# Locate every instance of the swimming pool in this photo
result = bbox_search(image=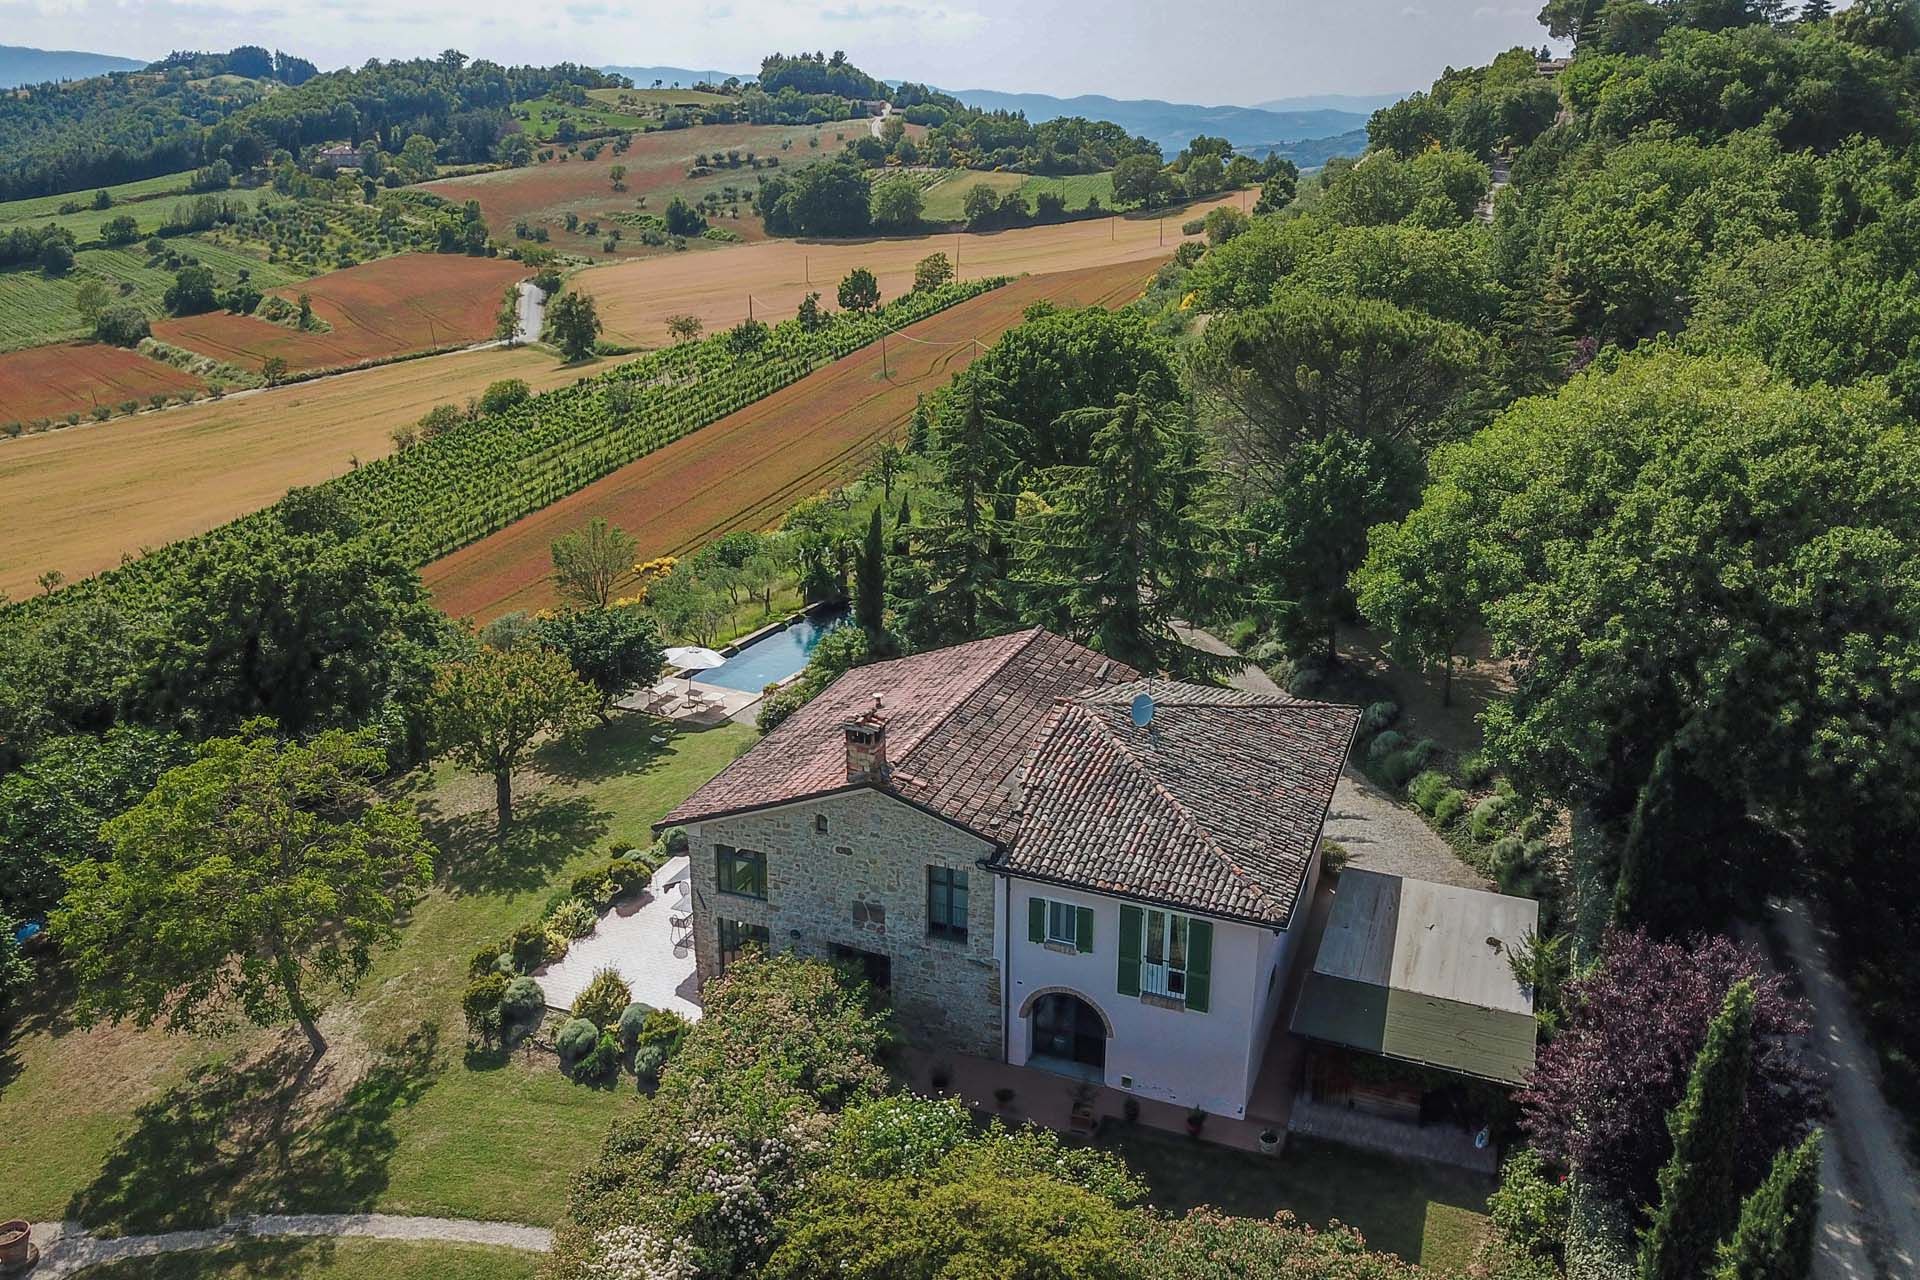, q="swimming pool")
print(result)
[698,608,850,692]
